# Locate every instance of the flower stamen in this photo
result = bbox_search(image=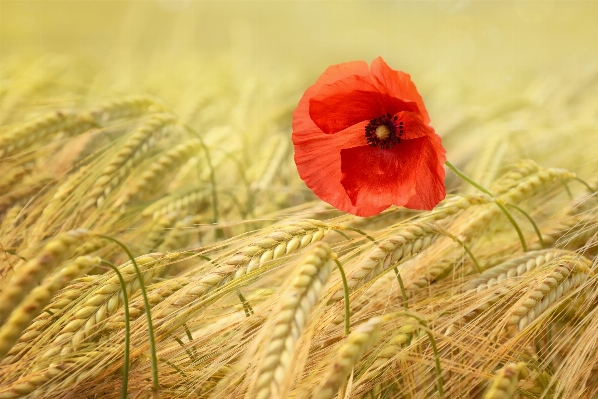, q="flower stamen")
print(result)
[375,125,390,140]
[365,114,399,149]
